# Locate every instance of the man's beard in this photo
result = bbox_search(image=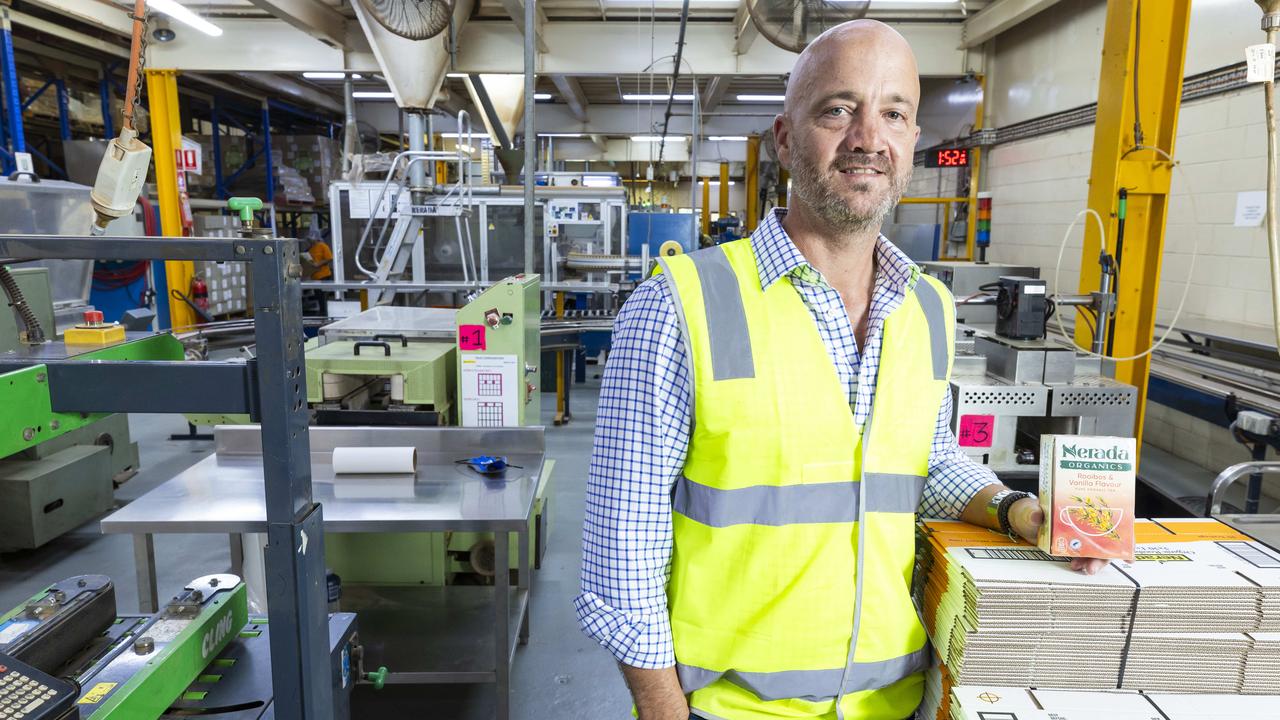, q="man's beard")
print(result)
[789,150,911,239]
